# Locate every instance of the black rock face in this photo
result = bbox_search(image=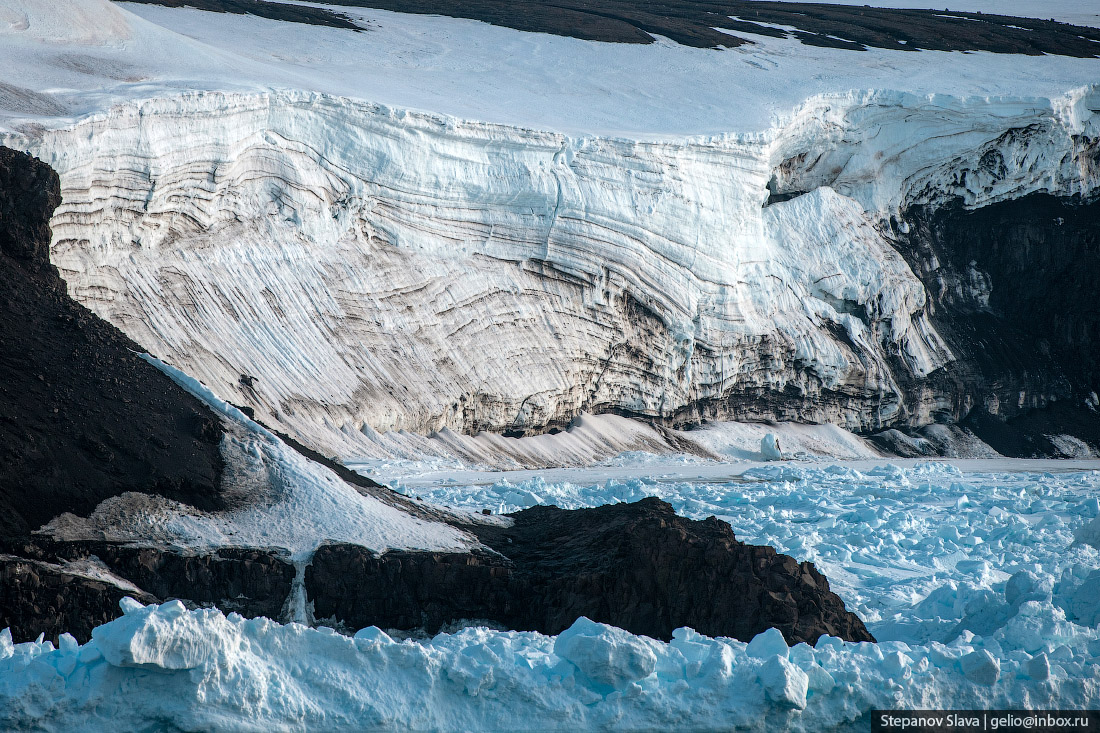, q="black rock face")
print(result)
[0,555,158,645]
[0,149,226,538]
[120,0,363,30]
[481,498,872,644]
[8,499,874,647]
[0,147,238,641]
[0,538,297,643]
[895,192,1100,456]
[308,498,874,645]
[0,148,58,265]
[54,544,295,622]
[306,547,515,632]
